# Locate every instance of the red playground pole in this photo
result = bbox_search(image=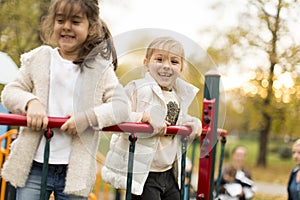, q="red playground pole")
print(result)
[197,99,216,200]
[197,71,221,200]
